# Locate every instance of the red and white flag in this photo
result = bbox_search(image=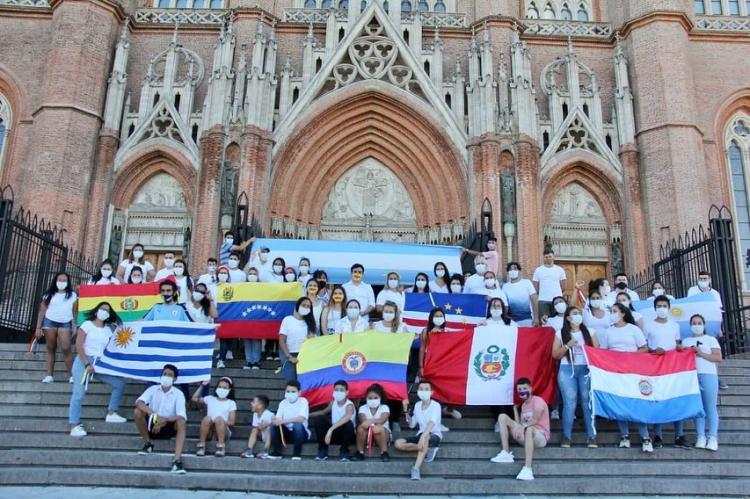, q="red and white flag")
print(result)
[422,325,557,405]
